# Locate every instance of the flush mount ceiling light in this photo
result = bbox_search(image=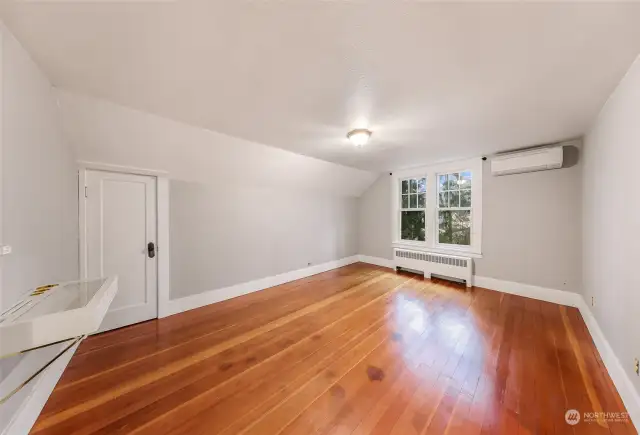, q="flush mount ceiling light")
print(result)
[347,128,372,147]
